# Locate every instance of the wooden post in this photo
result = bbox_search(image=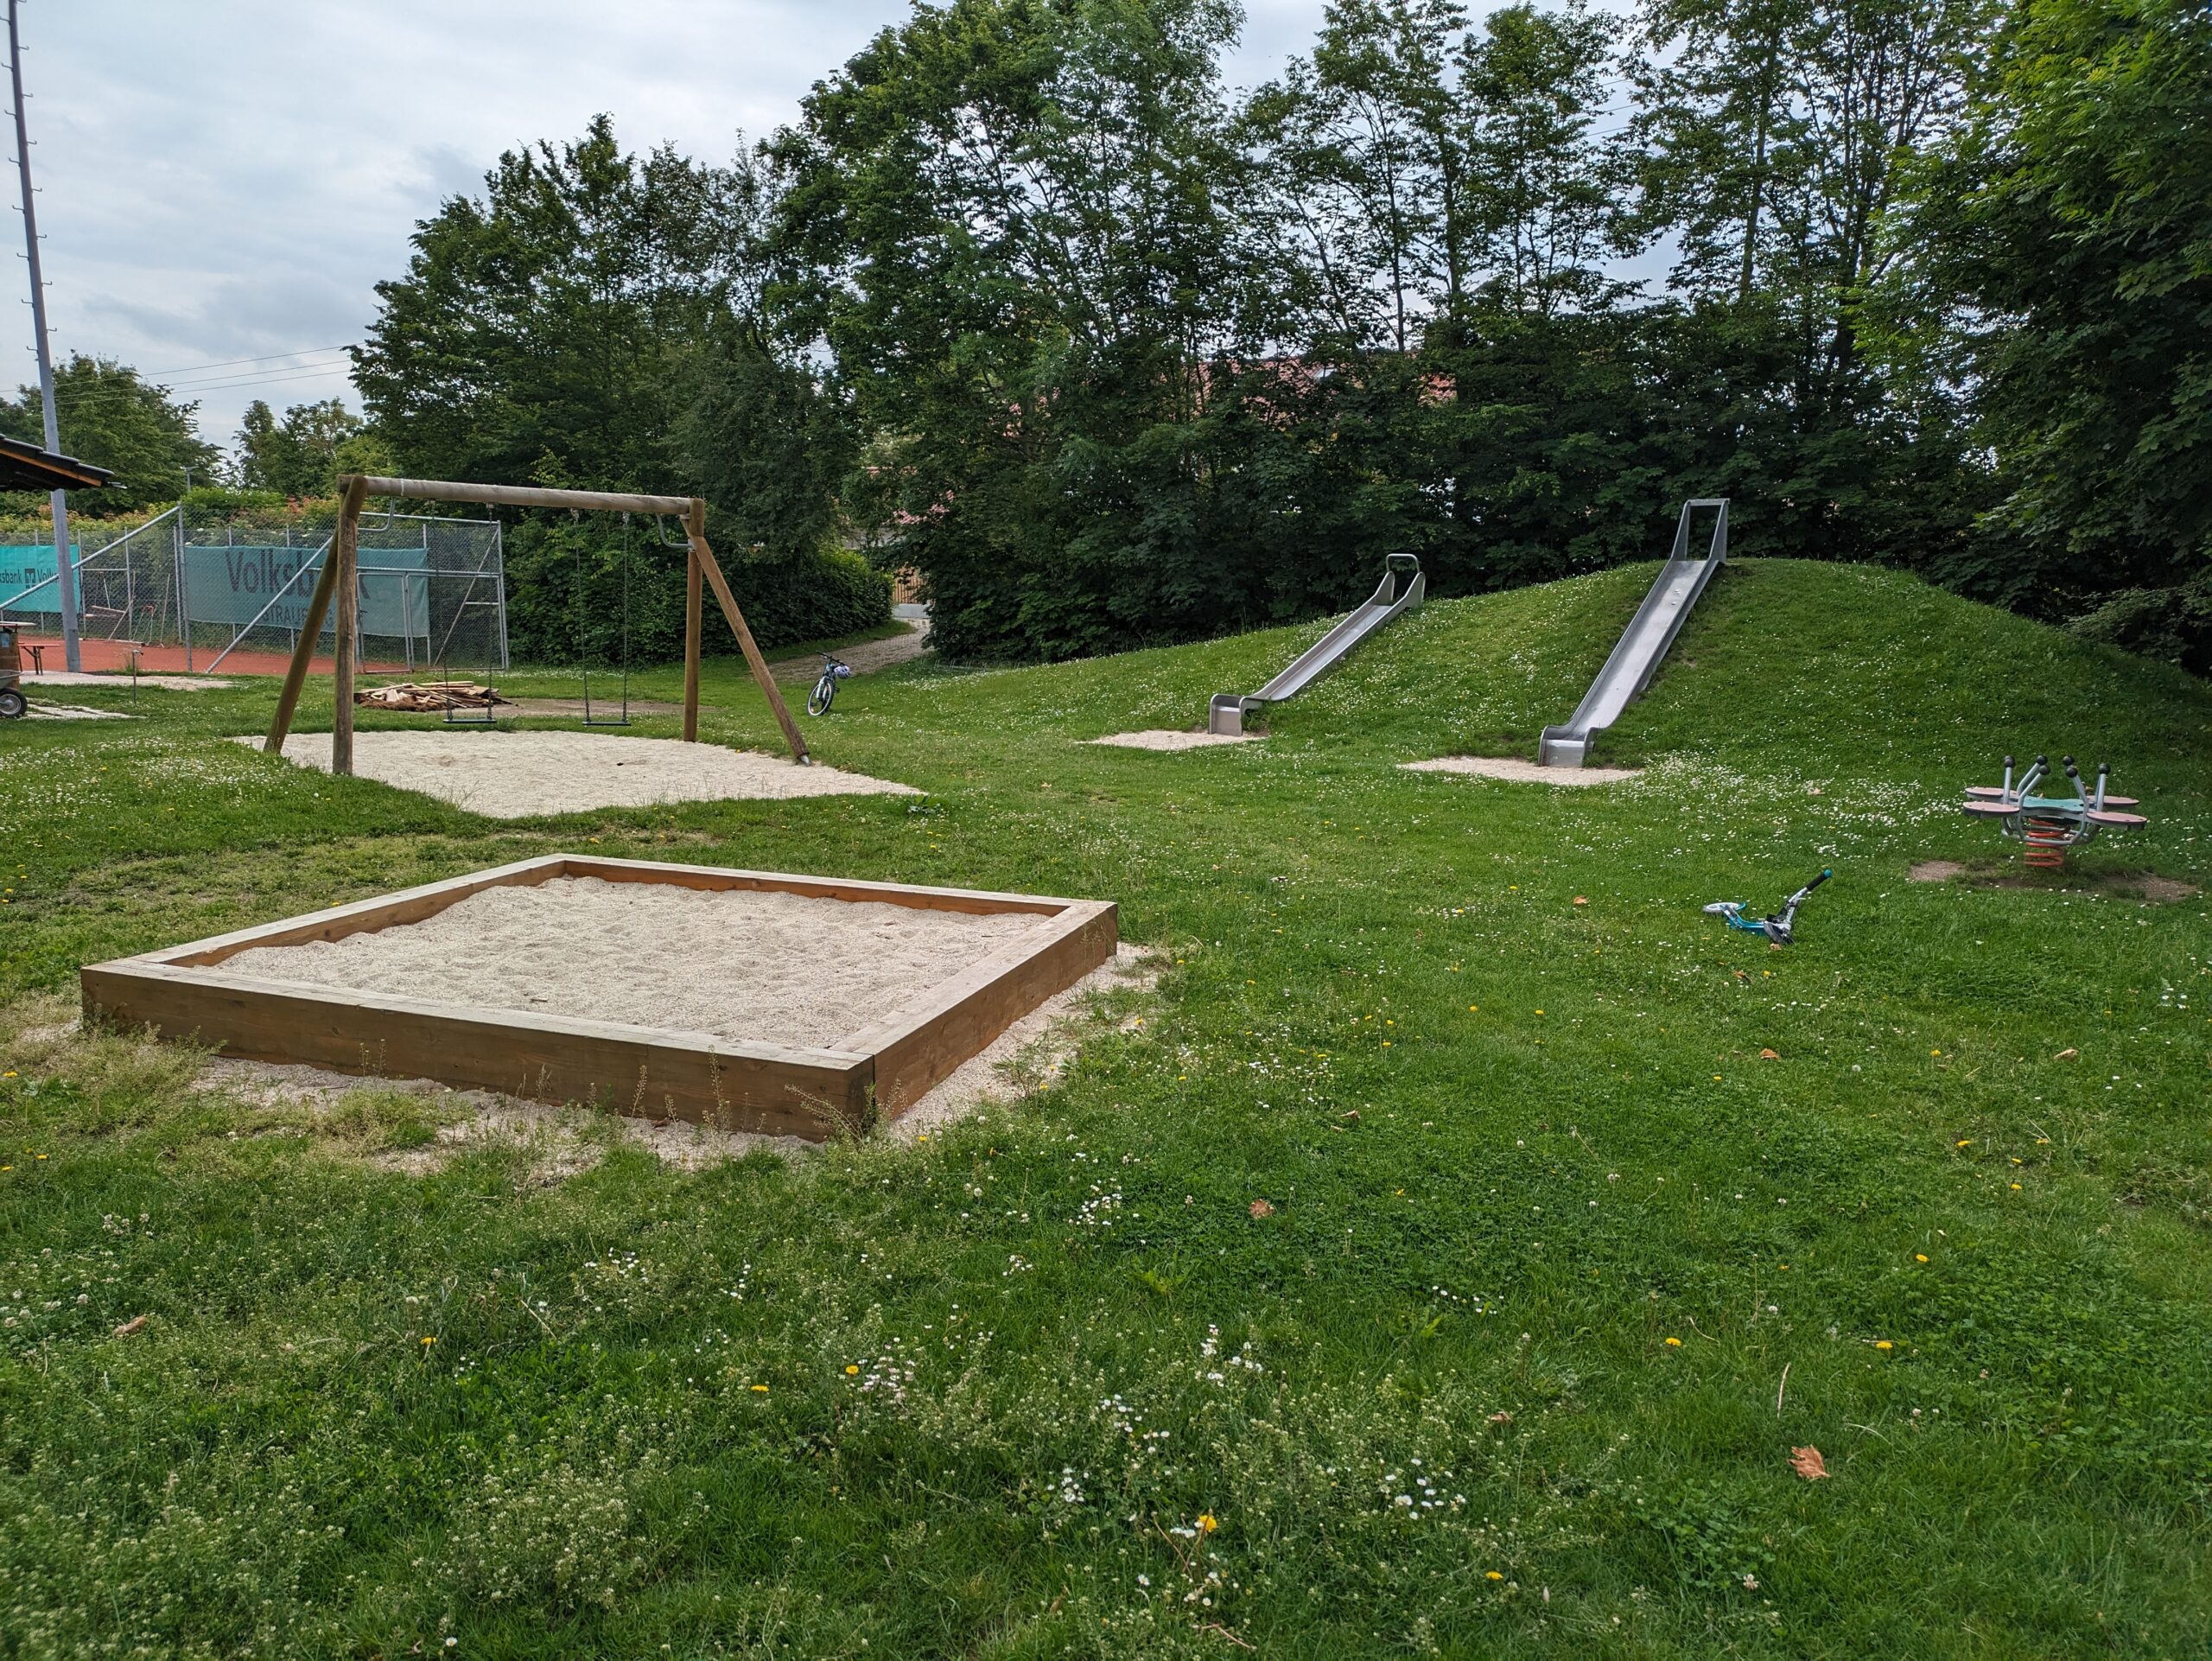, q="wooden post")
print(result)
[686,498,810,765]
[683,539,702,743]
[329,476,365,775]
[264,497,352,754]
